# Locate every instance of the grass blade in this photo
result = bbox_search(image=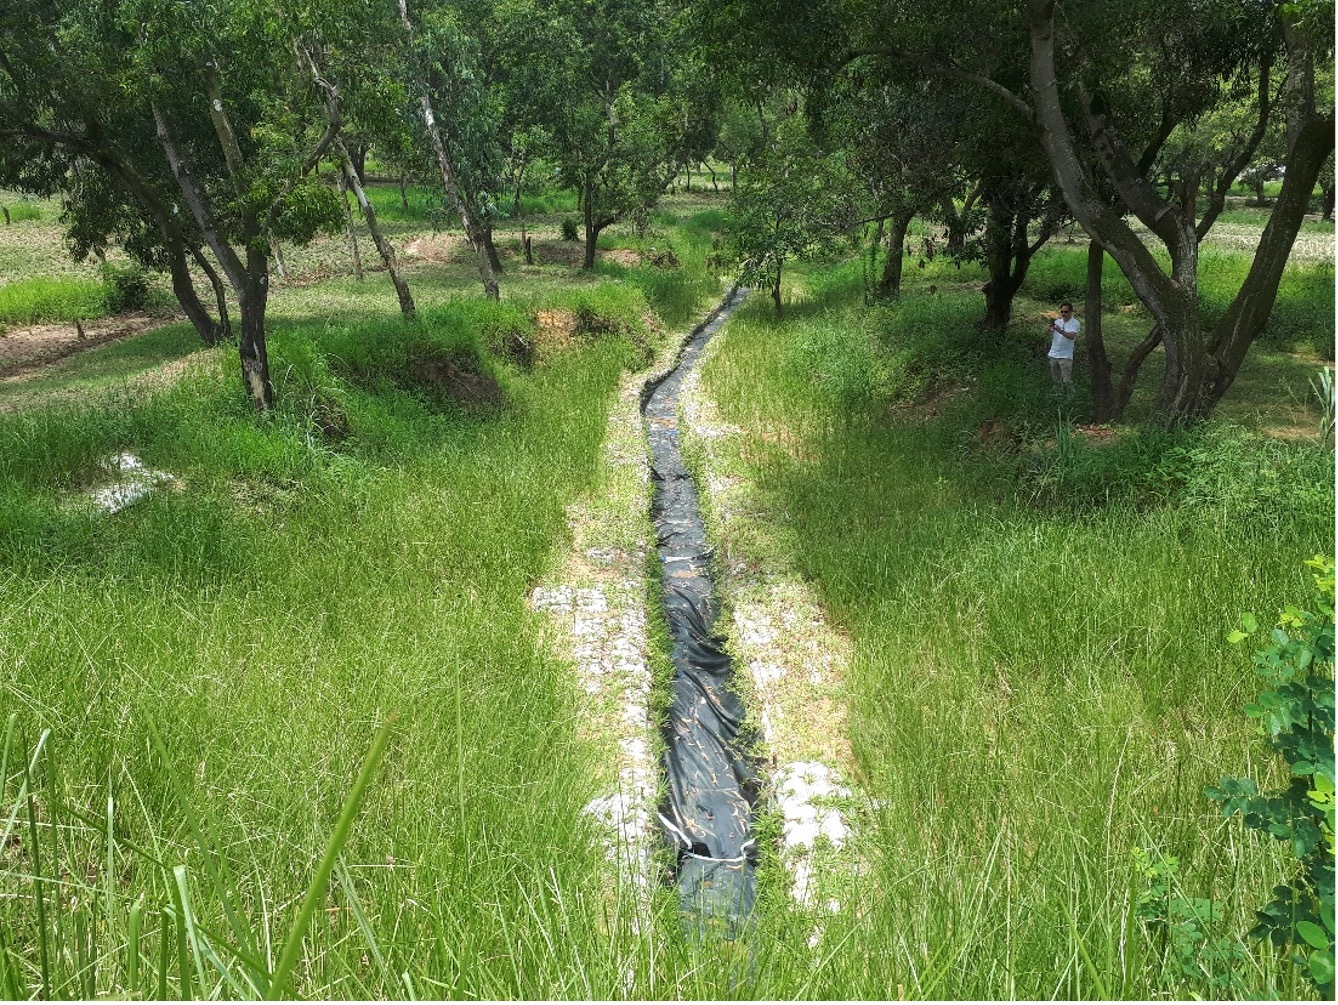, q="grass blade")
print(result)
[147,718,262,978]
[265,716,395,1000]
[334,855,393,991]
[22,735,51,1001]
[128,894,145,997]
